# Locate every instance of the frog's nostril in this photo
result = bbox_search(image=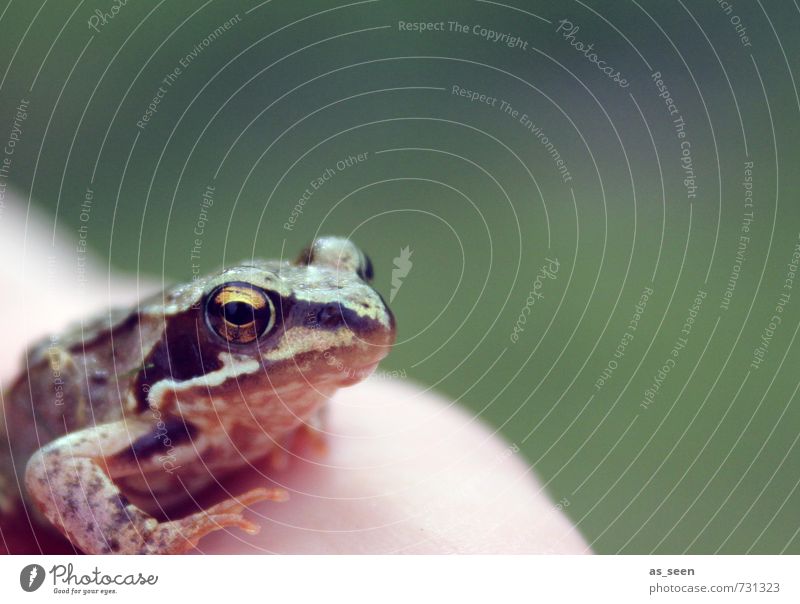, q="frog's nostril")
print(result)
[316,304,344,328]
